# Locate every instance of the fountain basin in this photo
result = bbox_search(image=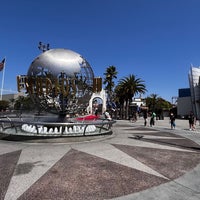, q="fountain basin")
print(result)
[0,115,115,139]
